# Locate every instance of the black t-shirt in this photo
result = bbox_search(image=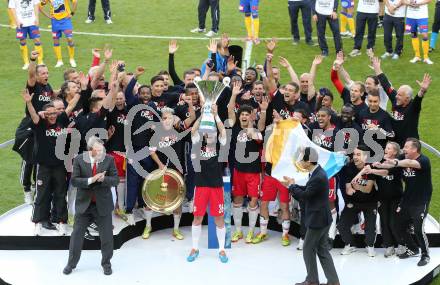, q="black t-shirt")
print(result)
[336,120,364,150]
[106,107,128,152]
[270,90,310,120]
[400,154,433,207]
[391,96,422,146]
[32,112,69,166]
[300,92,317,113]
[151,92,179,112]
[357,108,394,150]
[232,124,261,173]
[343,162,377,204]
[150,127,185,173]
[26,82,54,115]
[375,165,403,201]
[308,123,339,151]
[74,106,109,152]
[192,134,224,187]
